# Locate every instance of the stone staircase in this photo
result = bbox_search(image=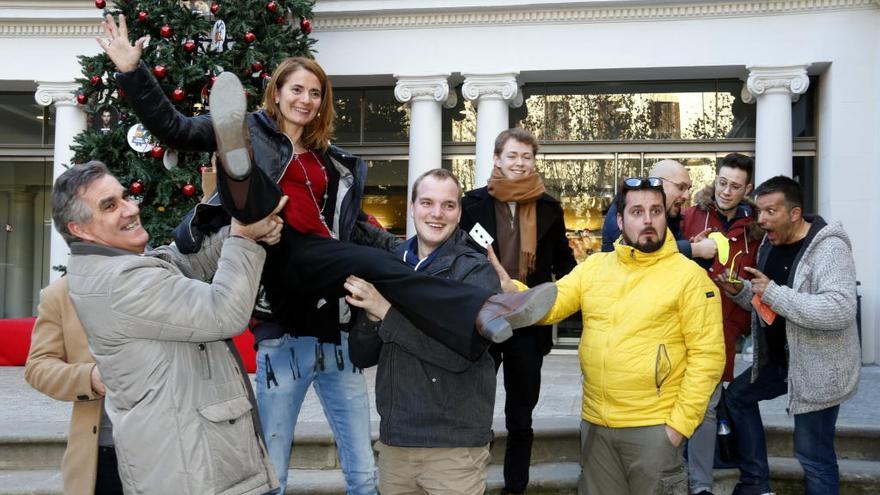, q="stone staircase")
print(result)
[2,417,879,494]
